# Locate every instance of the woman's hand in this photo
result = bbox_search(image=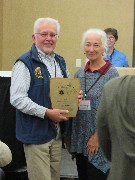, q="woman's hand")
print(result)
[78,90,83,105]
[86,132,99,156]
